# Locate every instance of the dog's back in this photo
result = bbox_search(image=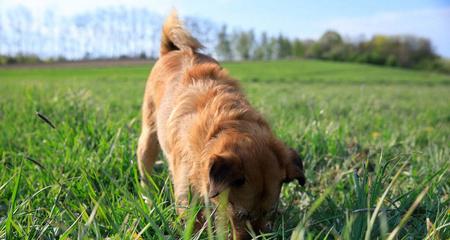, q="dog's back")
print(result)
[143,11,255,192]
